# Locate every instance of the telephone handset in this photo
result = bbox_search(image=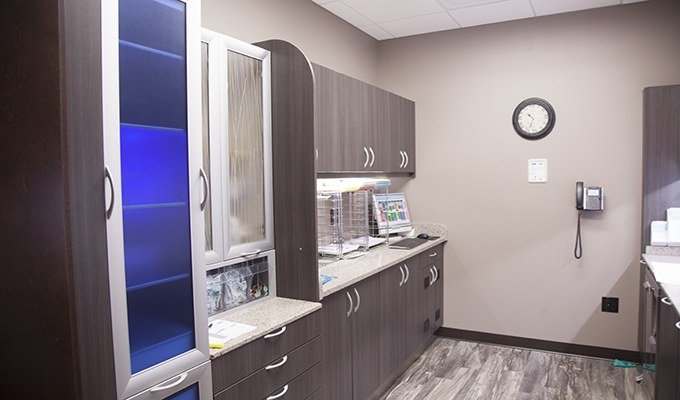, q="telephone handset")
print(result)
[574,182,604,259]
[576,181,604,211]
